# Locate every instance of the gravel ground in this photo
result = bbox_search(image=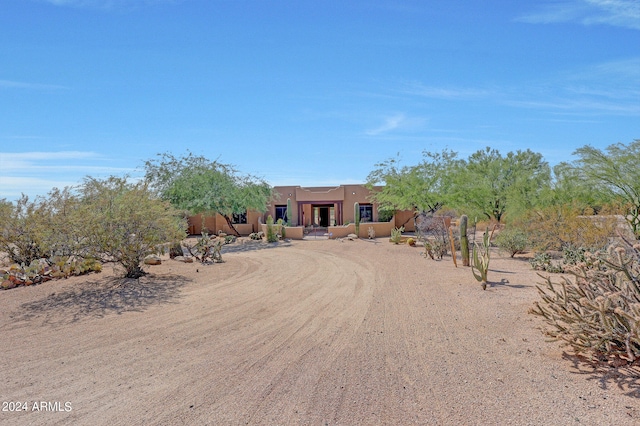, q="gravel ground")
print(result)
[1,238,638,425]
